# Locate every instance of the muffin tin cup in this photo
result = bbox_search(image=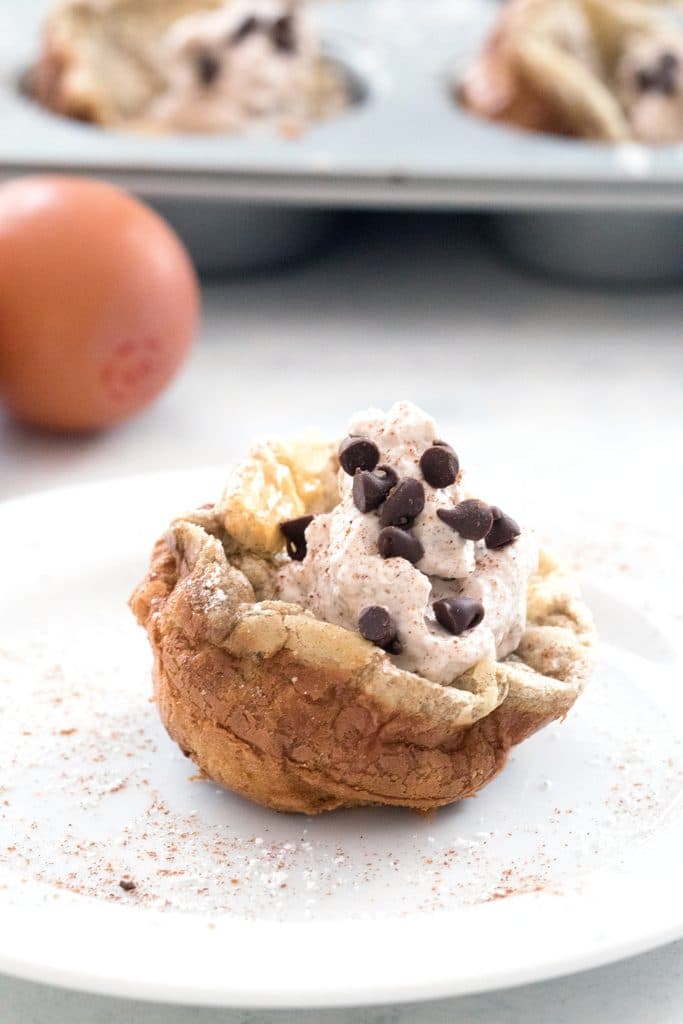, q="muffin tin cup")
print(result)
[3,0,683,280]
[150,199,341,275]
[488,211,683,286]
